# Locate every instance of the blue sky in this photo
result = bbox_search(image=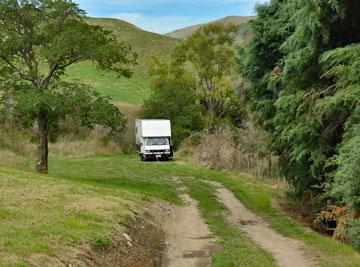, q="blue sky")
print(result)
[76,0,269,34]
